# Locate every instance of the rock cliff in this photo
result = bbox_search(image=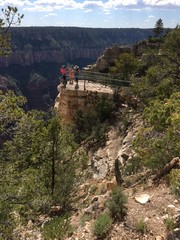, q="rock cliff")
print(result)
[55,81,114,124]
[0,48,102,68]
[0,27,152,69]
[92,41,160,72]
